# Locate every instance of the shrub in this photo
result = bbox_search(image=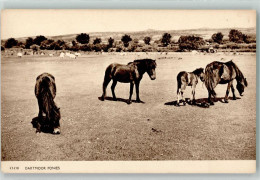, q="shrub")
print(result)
[211,32,224,44]
[80,44,92,51]
[161,33,172,47]
[121,34,132,47]
[144,36,151,45]
[76,33,90,44]
[25,37,34,49]
[5,38,18,48]
[93,38,101,45]
[178,35,205,51]
[33,35,47,45]
[108,37,114,48]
